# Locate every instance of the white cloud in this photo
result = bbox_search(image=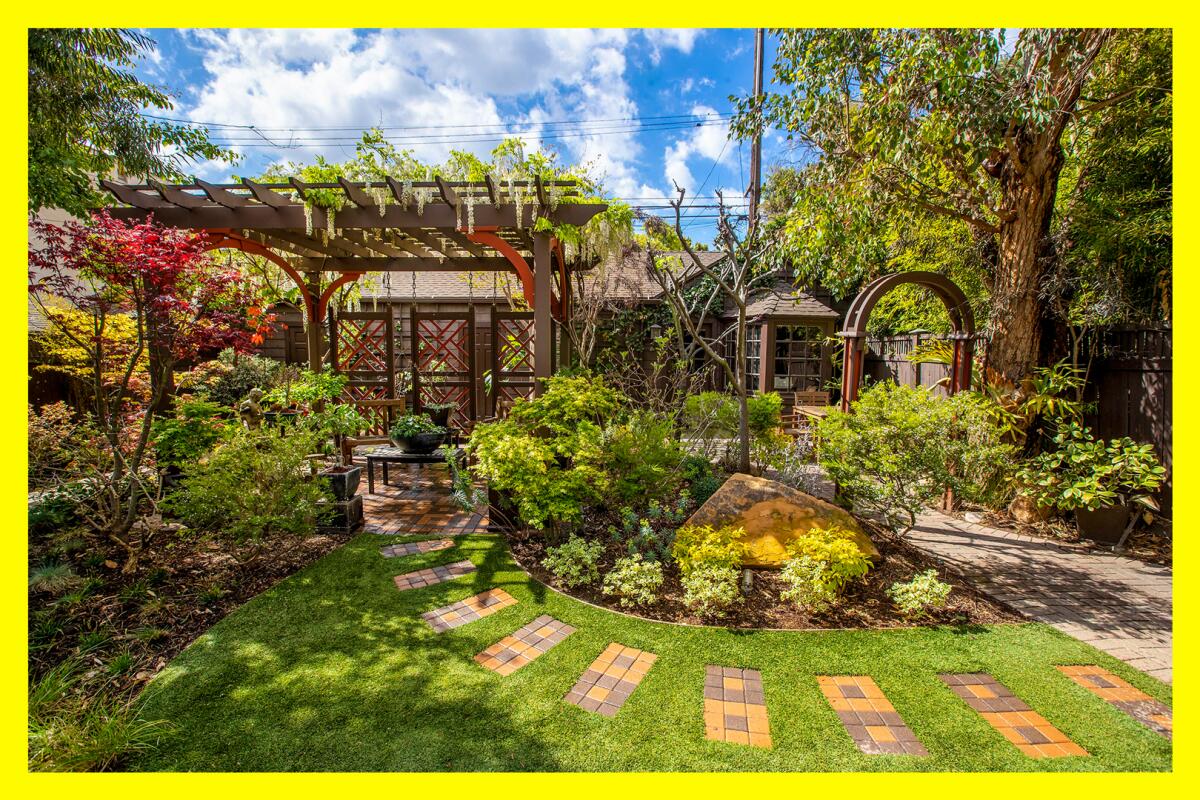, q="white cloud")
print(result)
[643,29,702,64]
[662,104,731,194]
[177,28,652,197]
